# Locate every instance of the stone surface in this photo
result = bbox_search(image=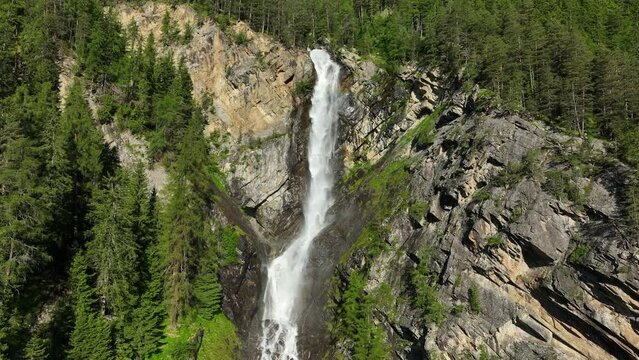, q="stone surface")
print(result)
[114,2,313,139]
[88,5,639,359]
